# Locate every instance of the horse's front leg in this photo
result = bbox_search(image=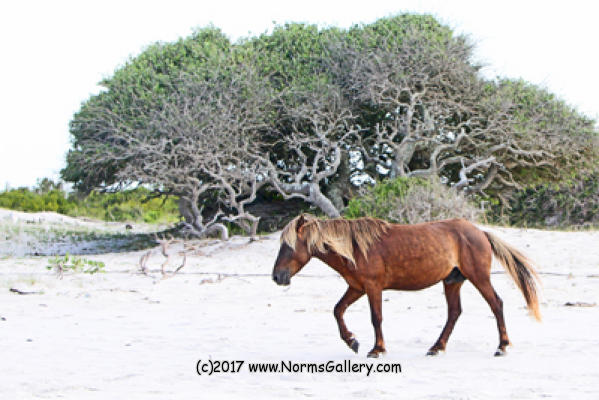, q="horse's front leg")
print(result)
[366,287,386,358]
[334,286,364,353]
